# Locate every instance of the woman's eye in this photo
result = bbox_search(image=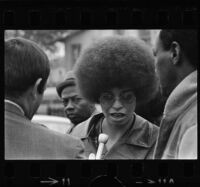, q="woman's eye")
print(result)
[101,93,113,101]
[122,92,134,101]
